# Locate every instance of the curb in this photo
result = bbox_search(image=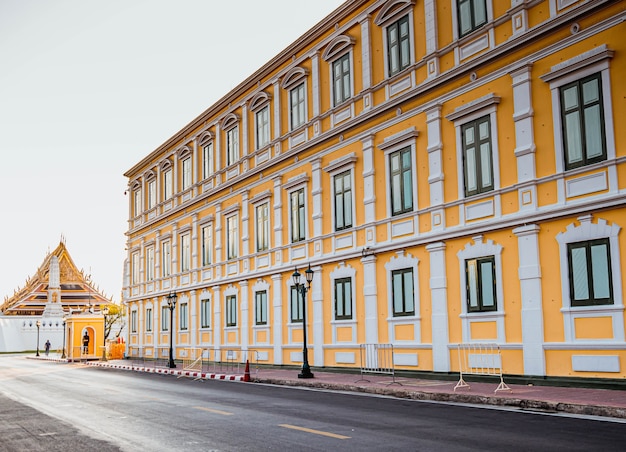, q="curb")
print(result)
[86,362,243,381]
[254,377,626,420]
